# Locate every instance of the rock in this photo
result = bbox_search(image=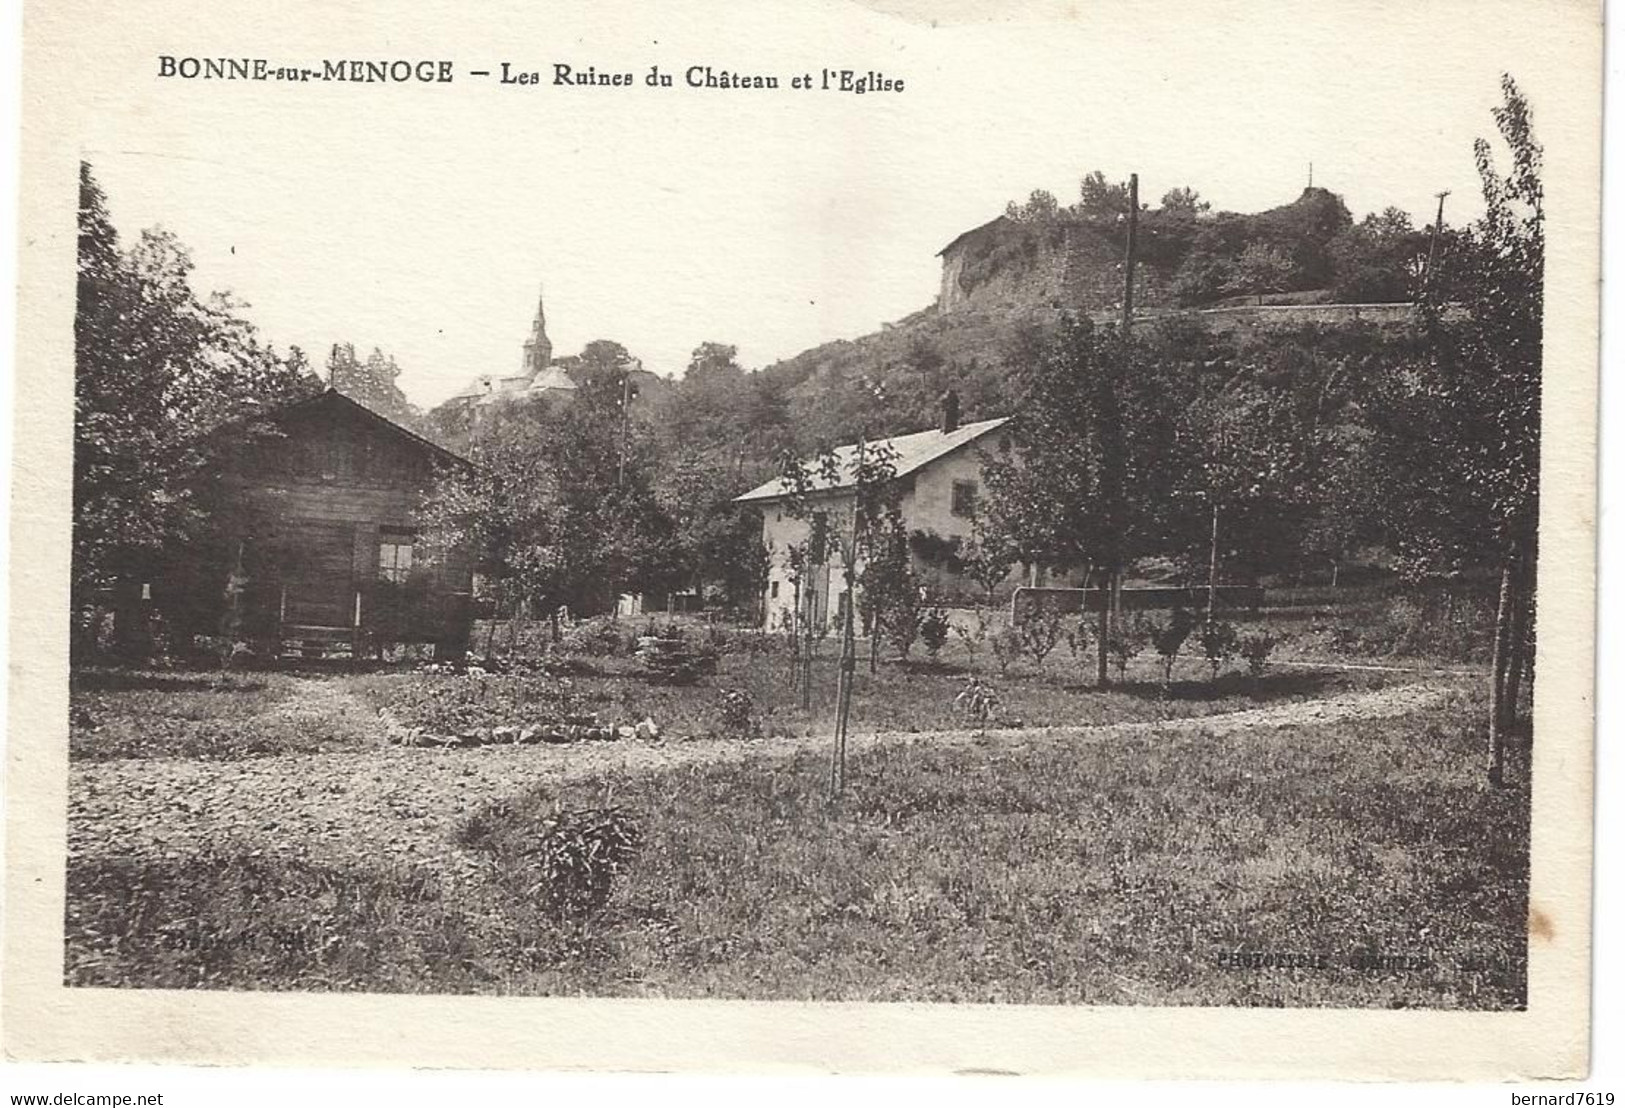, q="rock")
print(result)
[635,716,661,741]
[518,724,542,744]
[616,725,635,741]
[492,725,519,743]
